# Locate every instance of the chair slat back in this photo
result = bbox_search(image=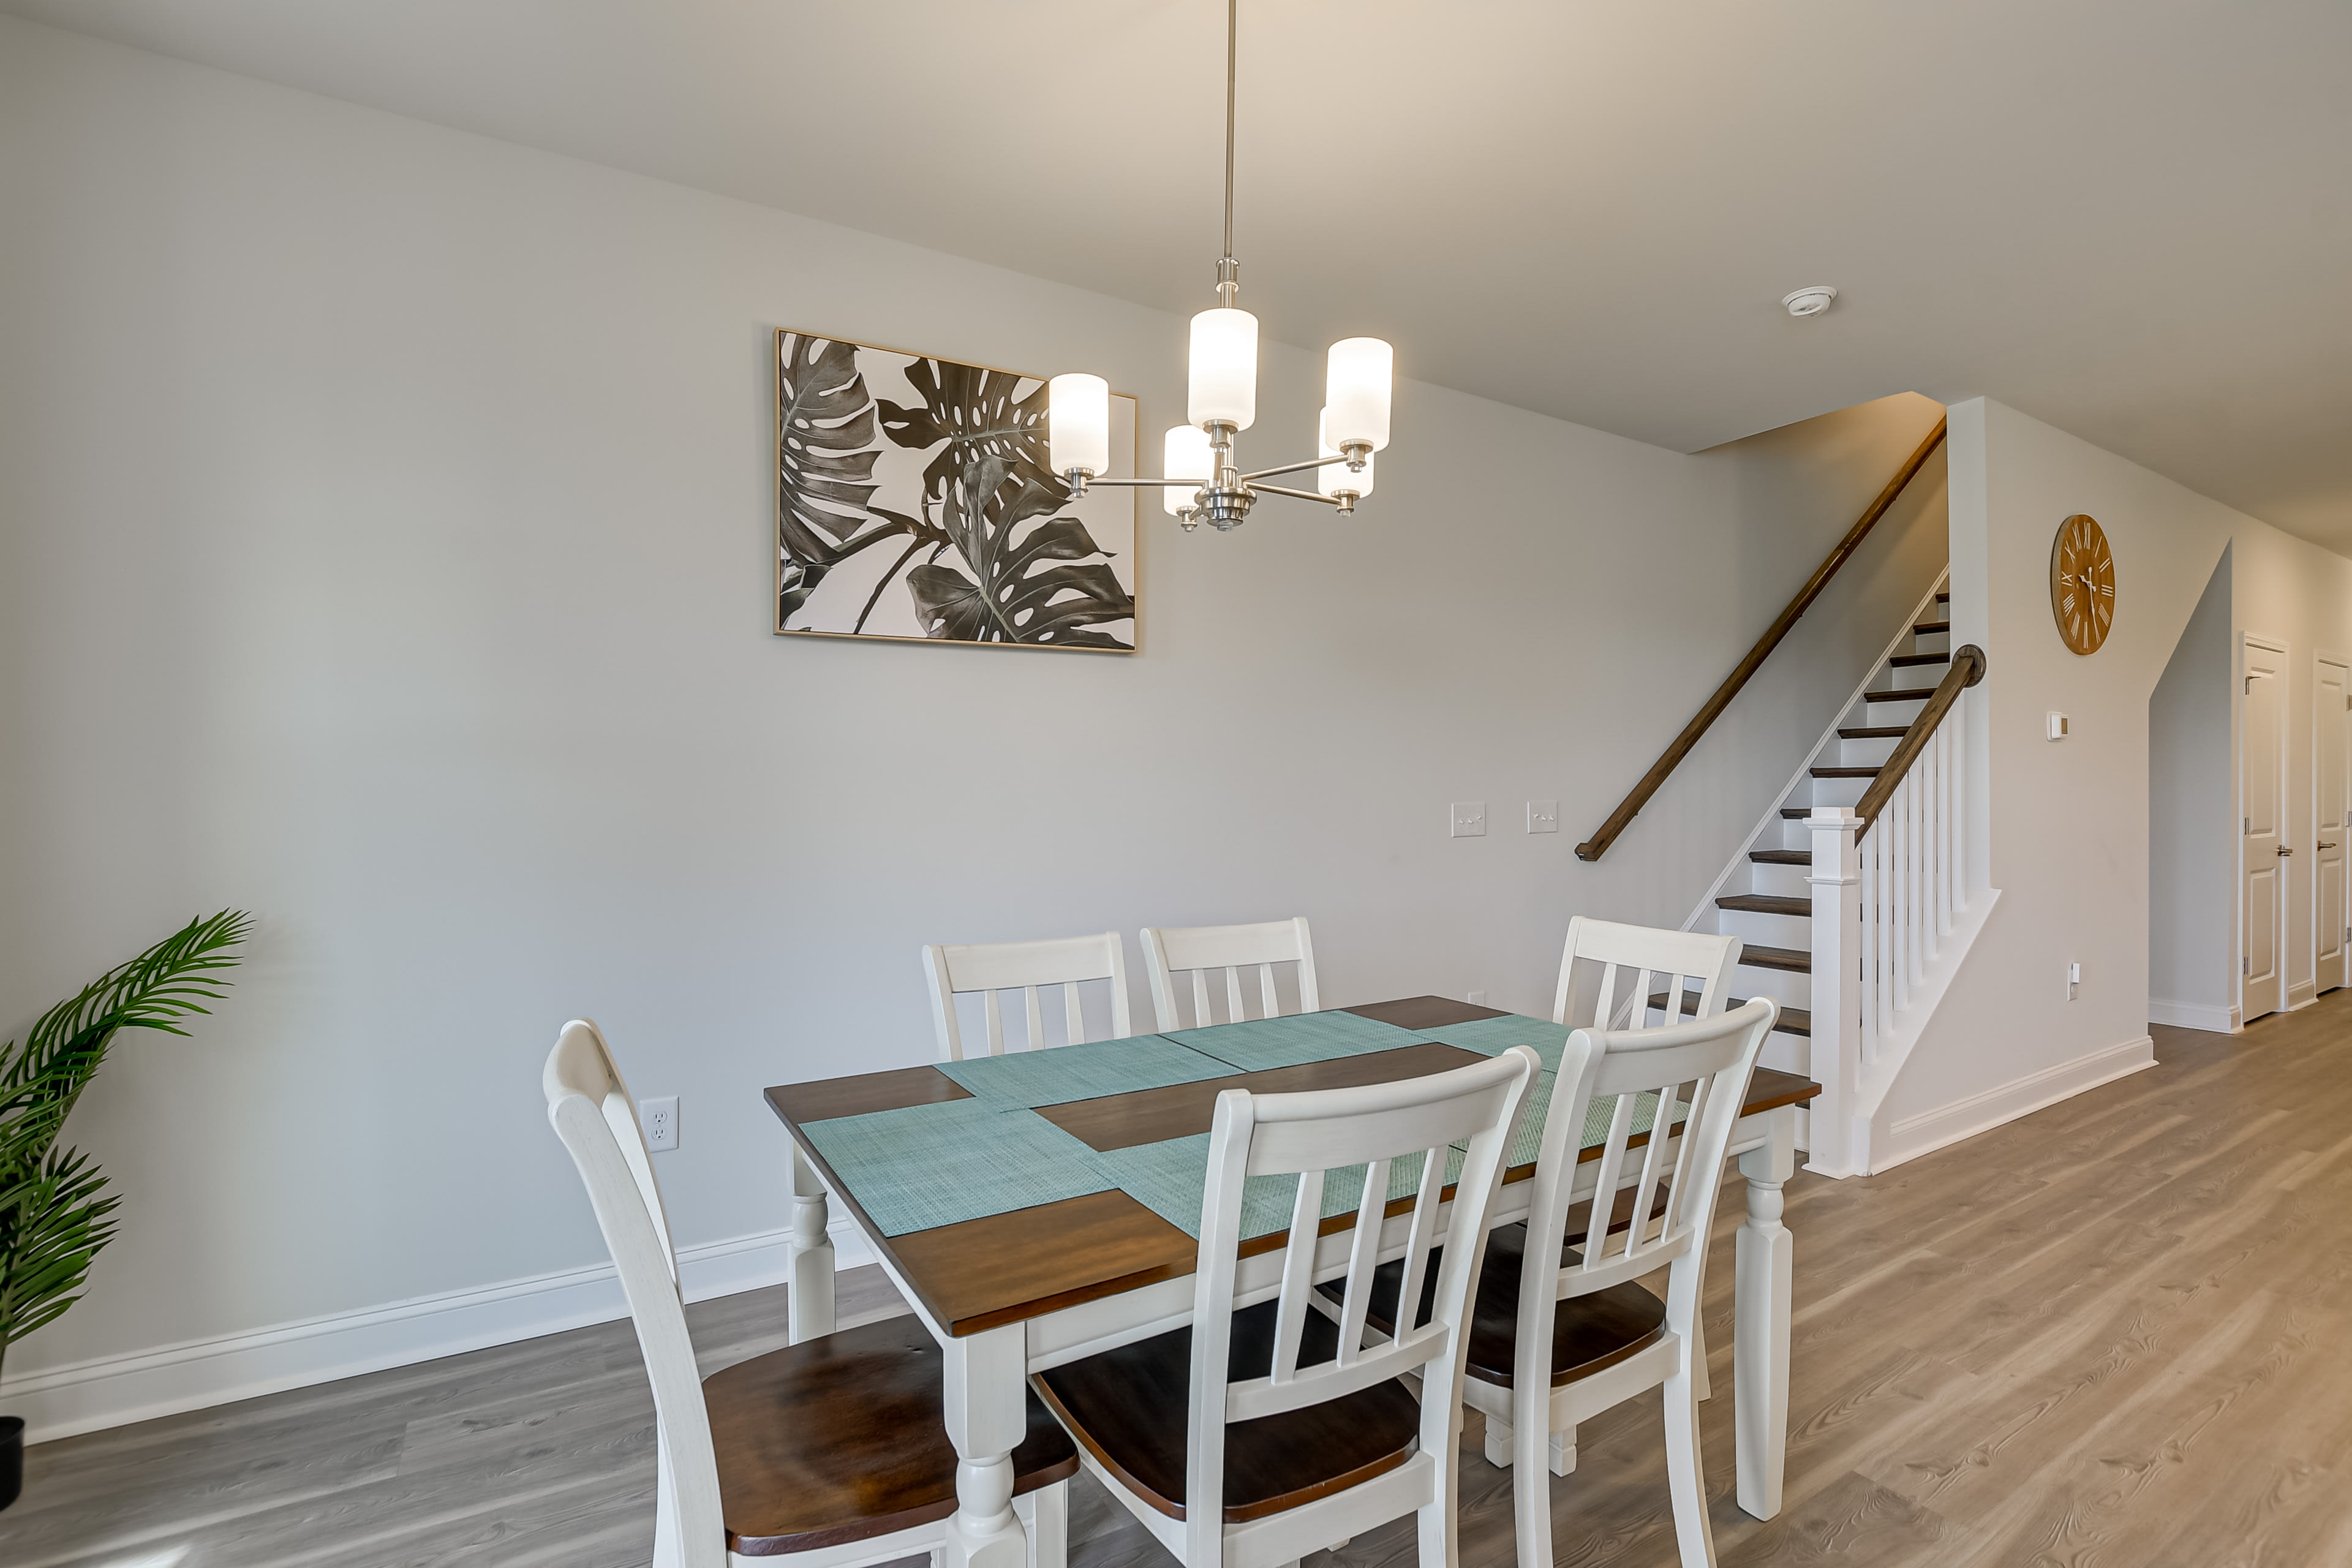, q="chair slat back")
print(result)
[1553,916,1741,1035]
[924,932,1133,1060]
[1526,1000,1776,1307]
[543,1020,725,1568]
[1140,917,1320,1031]
[1183,1047,1537,1564]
